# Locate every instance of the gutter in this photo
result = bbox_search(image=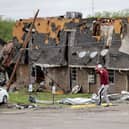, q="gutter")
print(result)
[33,63,64,68]
[69,65,129,71]
[32,64,129,71]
